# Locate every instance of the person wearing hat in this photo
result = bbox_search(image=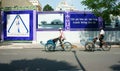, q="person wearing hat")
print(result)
[52,28,65,50]
[58,28,65,50]
[59,28,65,40]
[99,27,105,48]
